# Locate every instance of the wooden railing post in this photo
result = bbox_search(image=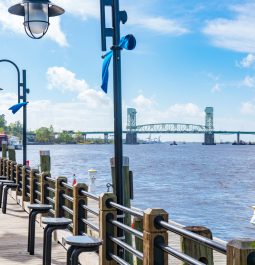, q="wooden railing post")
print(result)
[0,158,3,176]
[10,161,17,181]
[16,164,23,196]
[227,239,255,265]
[30,169,39,204]
[40,172,50,204]
[134,216,143,265]
[3,158,8,177]
[73,183,88,235]
[181,226,213,265]
[143,208,168,265]
[6,160,11,180]
[55,176,67,217]
[22,165,30,207]
[99,192,117,265]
